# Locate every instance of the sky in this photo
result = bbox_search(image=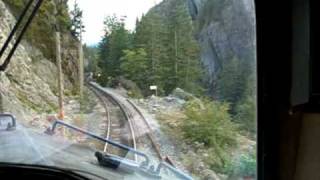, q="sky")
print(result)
[68,0,162,45]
